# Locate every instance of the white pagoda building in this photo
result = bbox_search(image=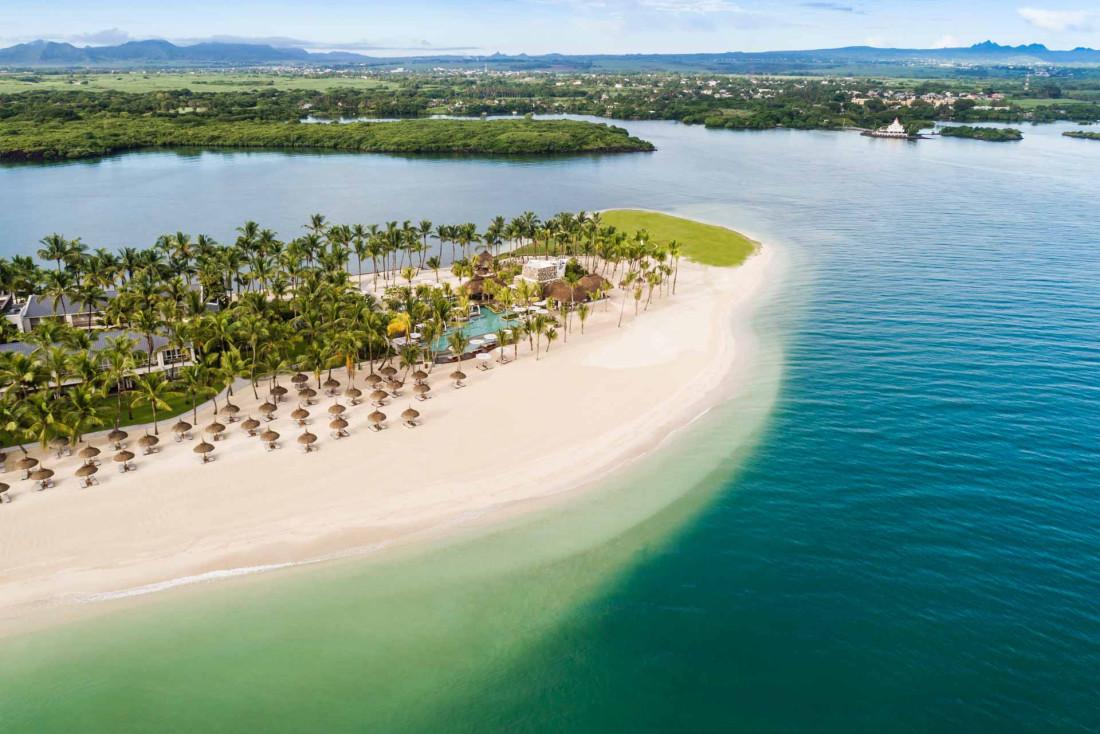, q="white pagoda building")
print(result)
[870,117,910,139]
